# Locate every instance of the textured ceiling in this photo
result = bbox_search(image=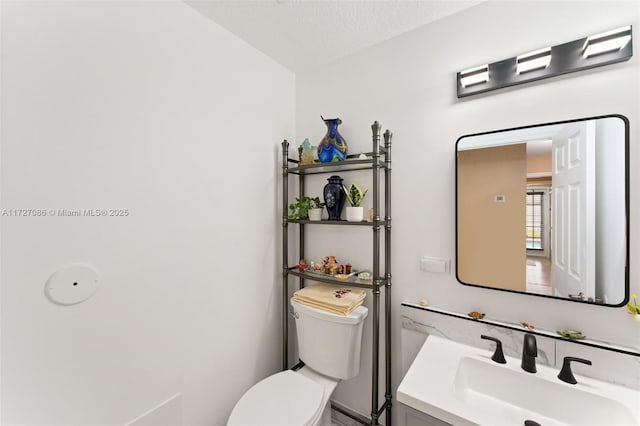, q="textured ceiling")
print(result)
[186,1,482,73]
